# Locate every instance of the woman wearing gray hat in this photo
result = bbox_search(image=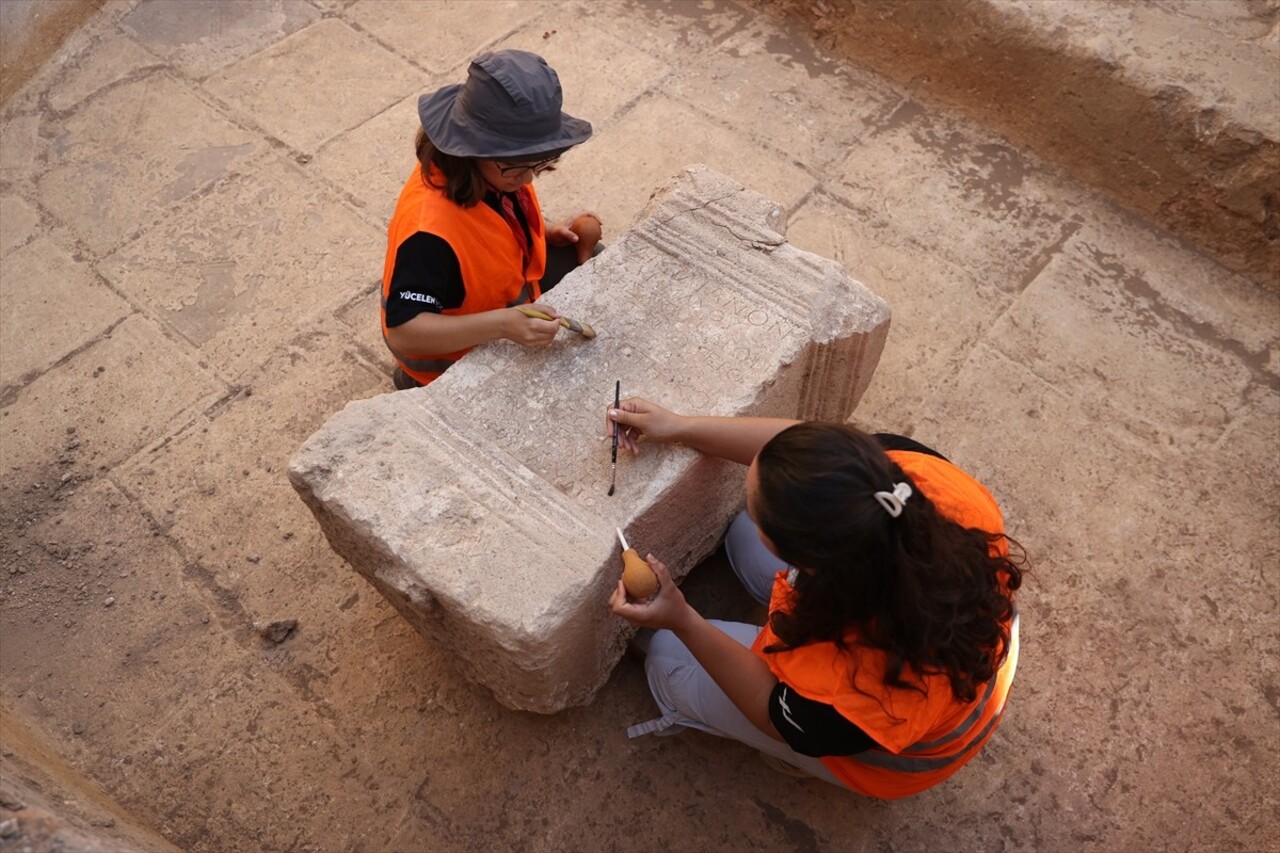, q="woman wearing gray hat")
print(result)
[382,49,599,389]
